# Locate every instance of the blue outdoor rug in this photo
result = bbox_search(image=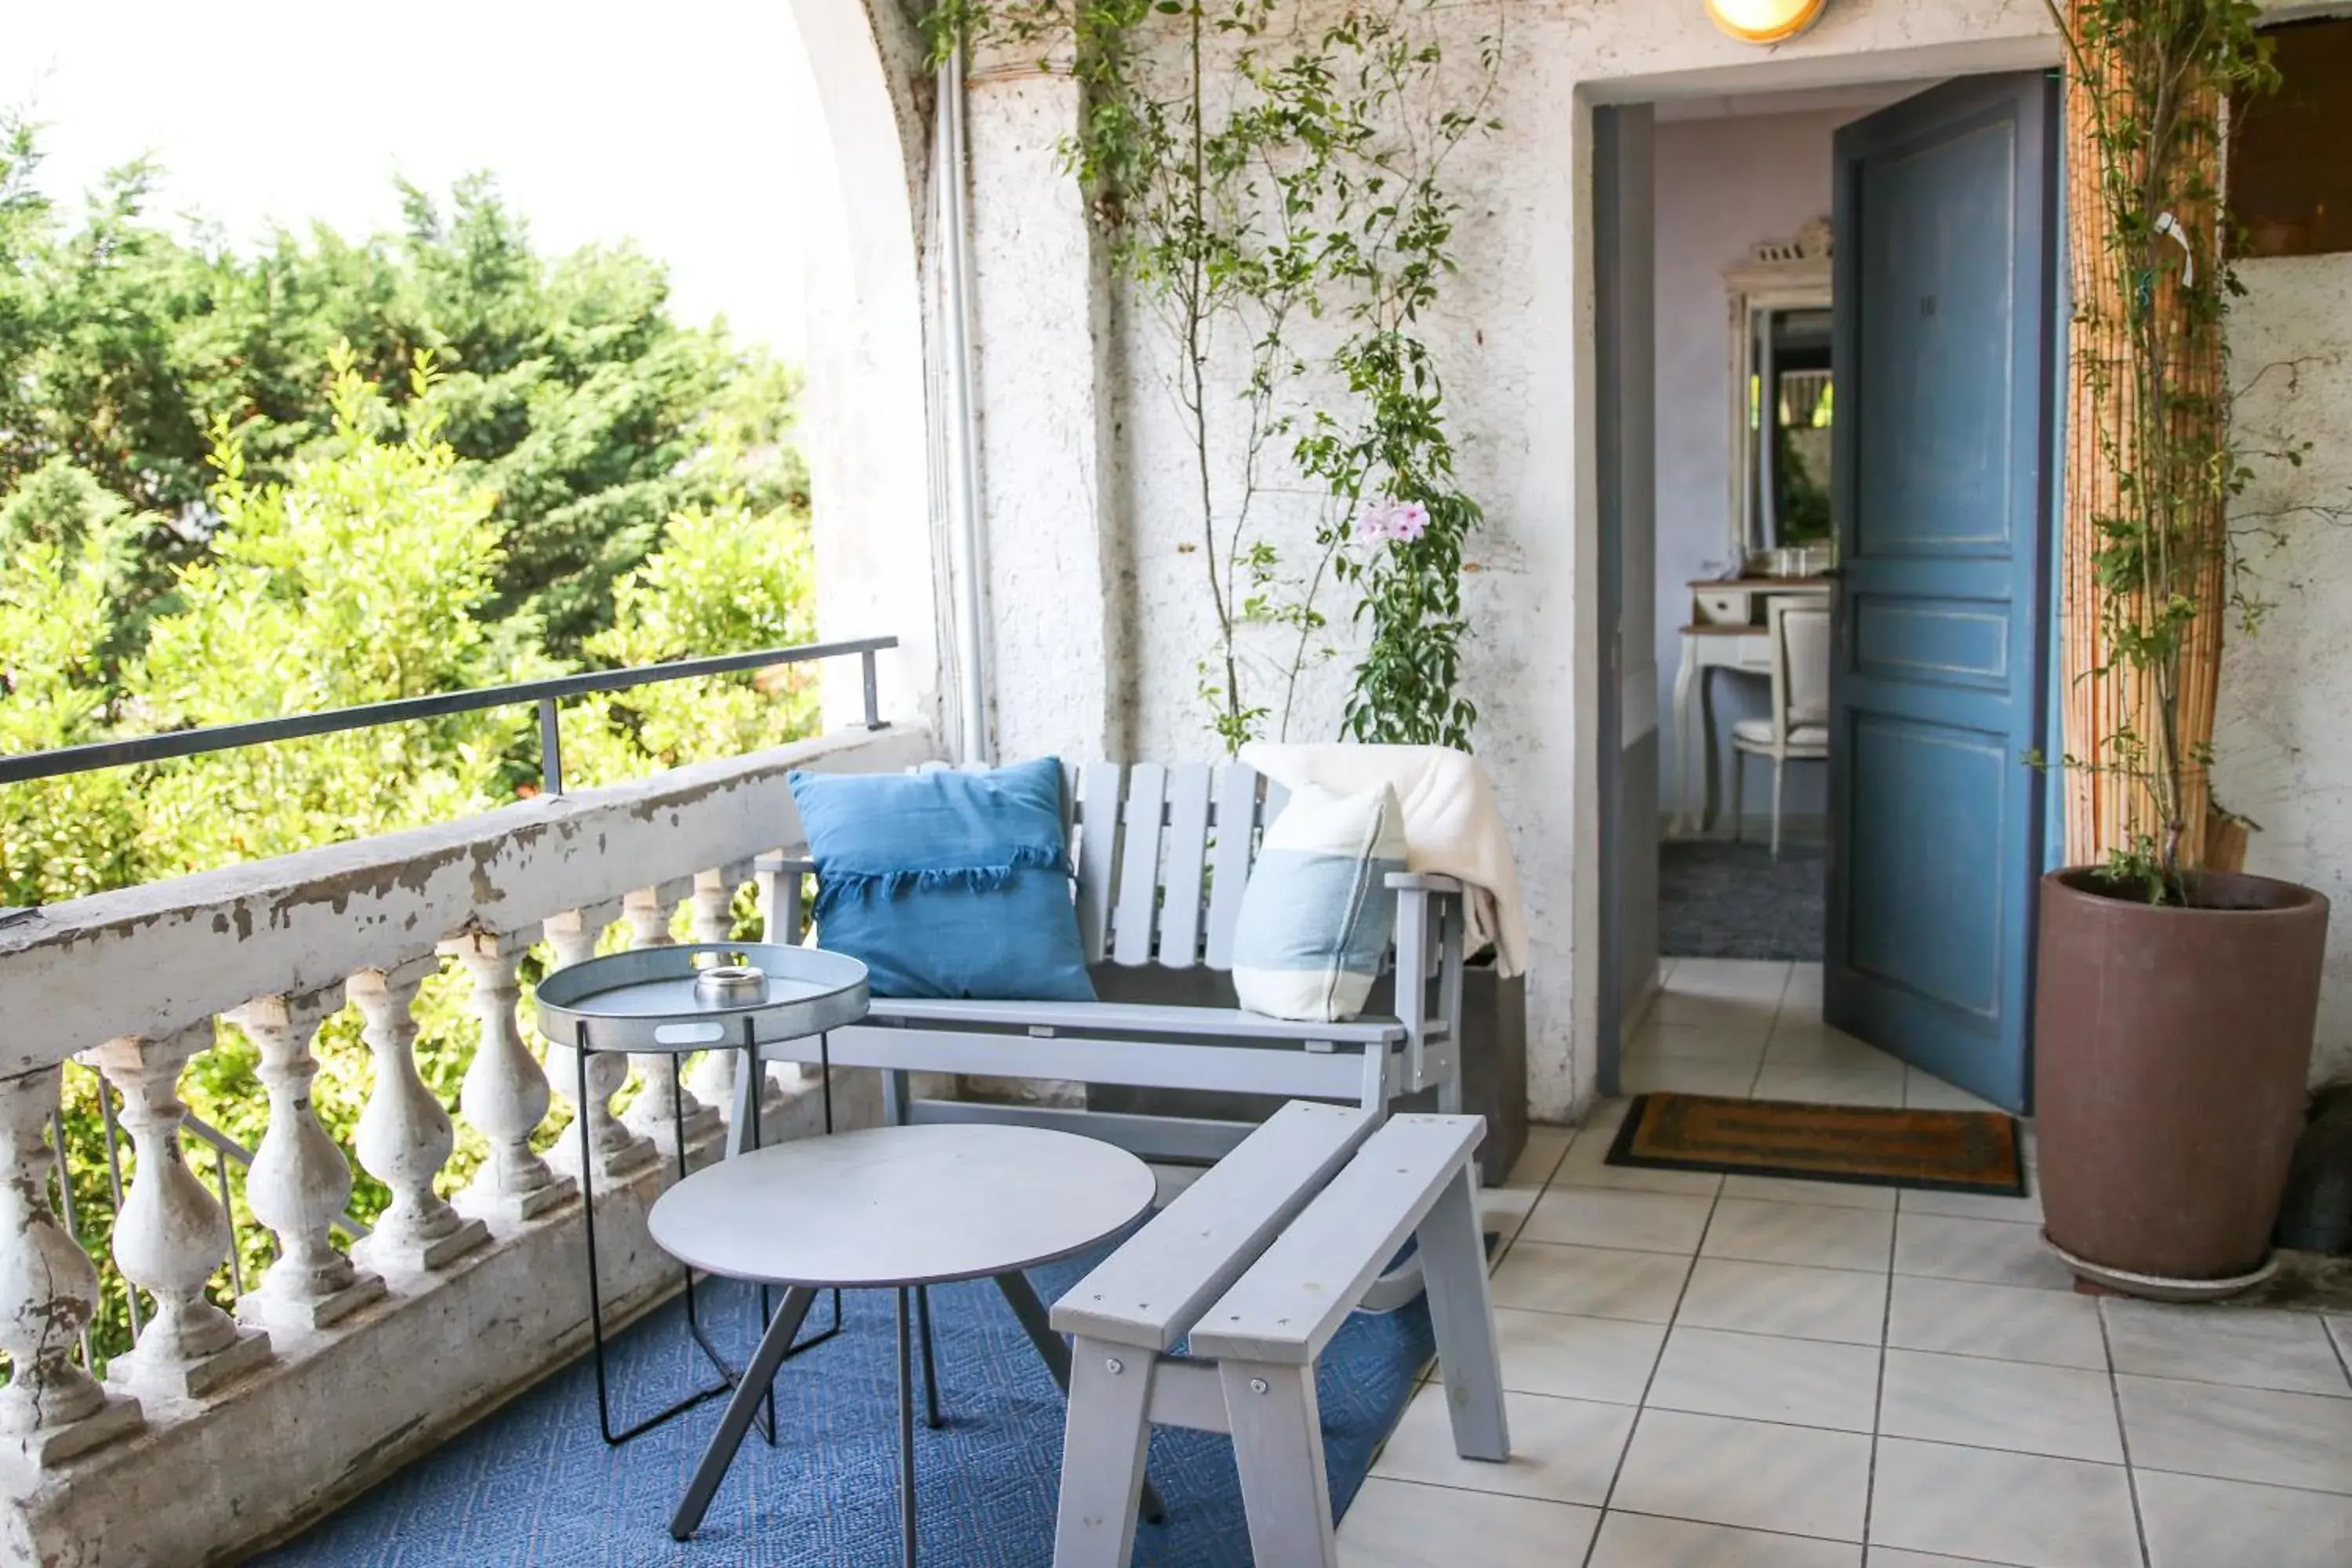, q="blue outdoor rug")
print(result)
[259,1249,1433,1566]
